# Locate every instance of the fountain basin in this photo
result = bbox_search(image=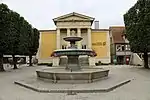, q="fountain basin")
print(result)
[64,37,82,42]
[51,49,97,57]
[36,68,109,83]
